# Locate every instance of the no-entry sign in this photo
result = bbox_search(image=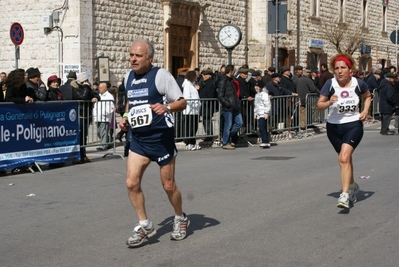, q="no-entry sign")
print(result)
[10,22,24,46]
